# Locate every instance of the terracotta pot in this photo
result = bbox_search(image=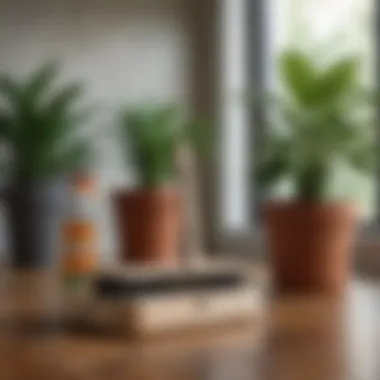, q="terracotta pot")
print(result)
[264,202,357,294]
[114,188,181,264]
